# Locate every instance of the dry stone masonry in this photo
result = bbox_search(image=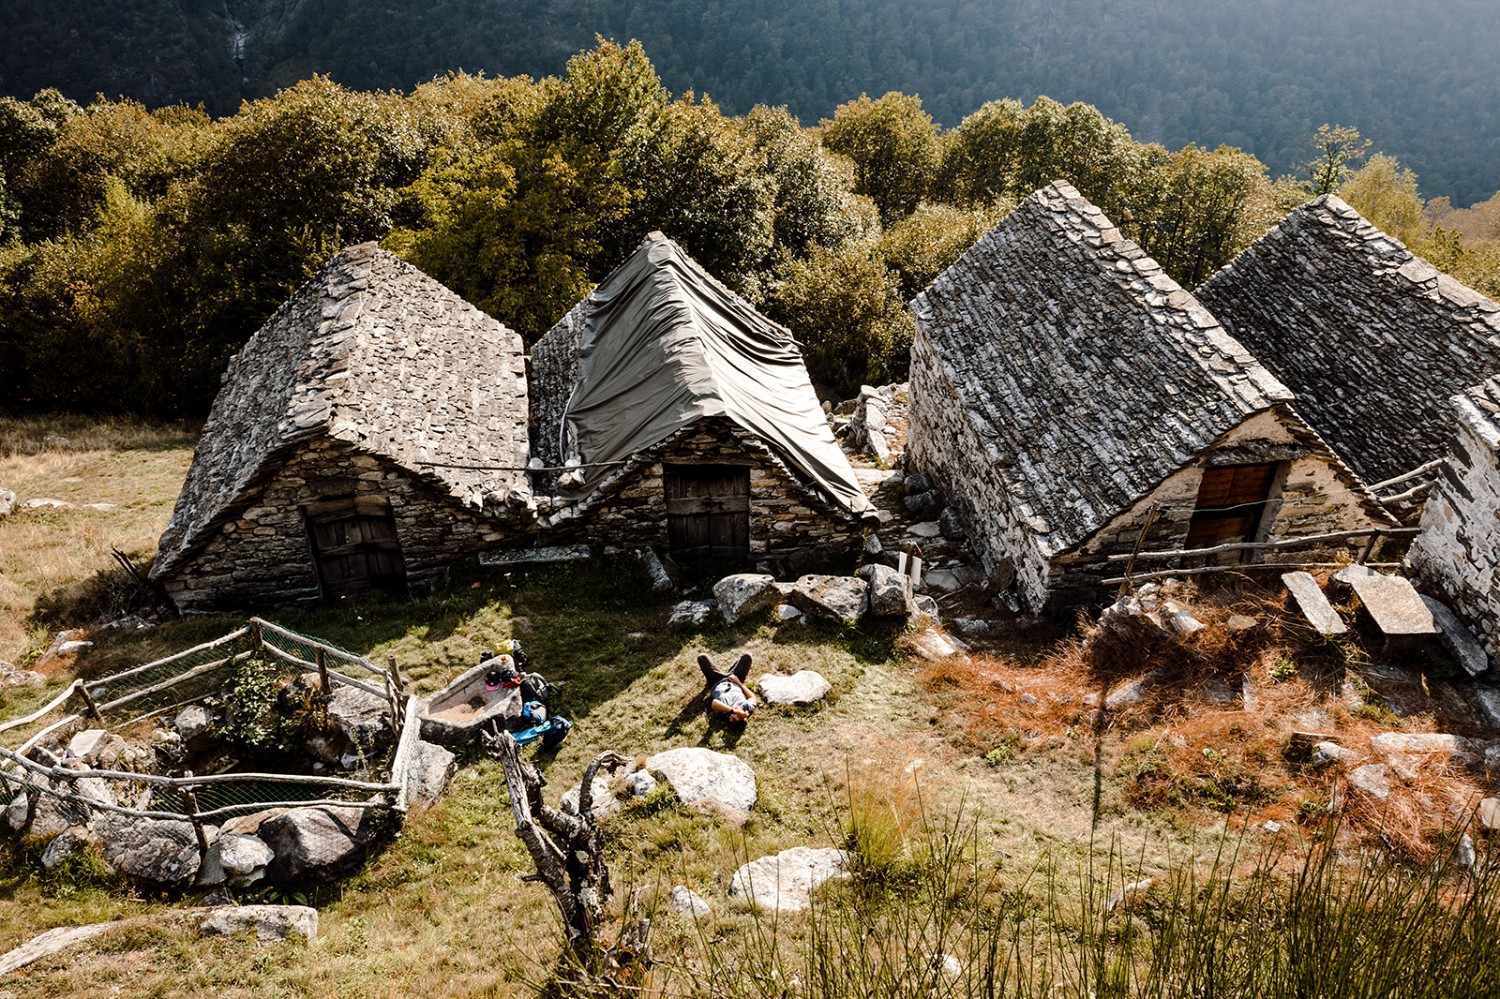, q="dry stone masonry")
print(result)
[906,182,1389,613]
[1413,377,1500,669]
[1198,195,1500,487]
